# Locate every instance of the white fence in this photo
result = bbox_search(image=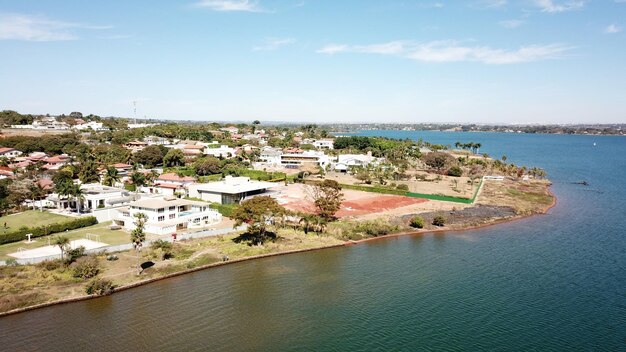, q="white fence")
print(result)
[0,225,247,266]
